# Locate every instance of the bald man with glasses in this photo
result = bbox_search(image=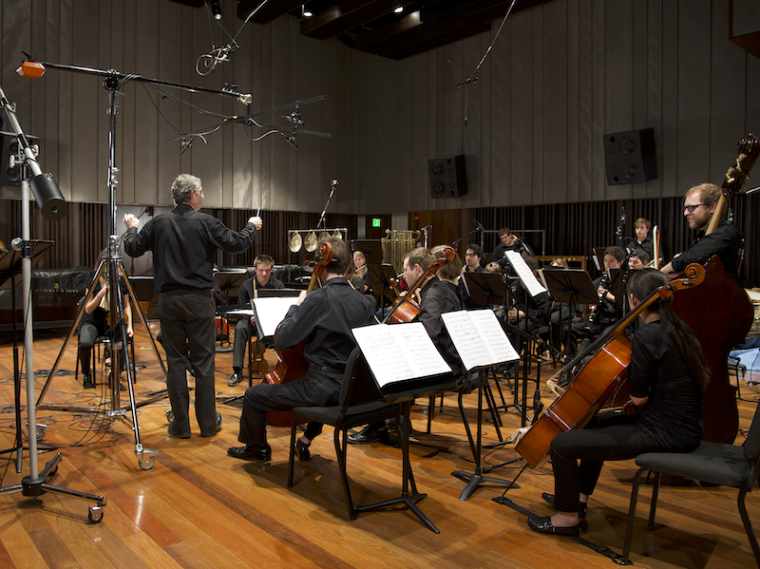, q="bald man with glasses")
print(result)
[660,183,743,280]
